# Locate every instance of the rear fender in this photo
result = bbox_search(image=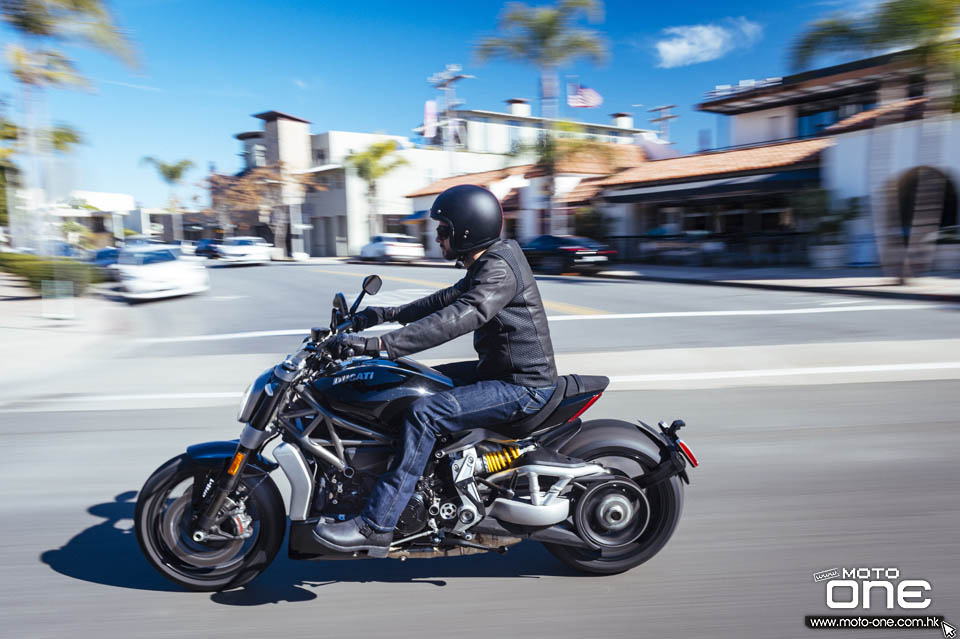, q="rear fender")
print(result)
[571,419,689,485]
